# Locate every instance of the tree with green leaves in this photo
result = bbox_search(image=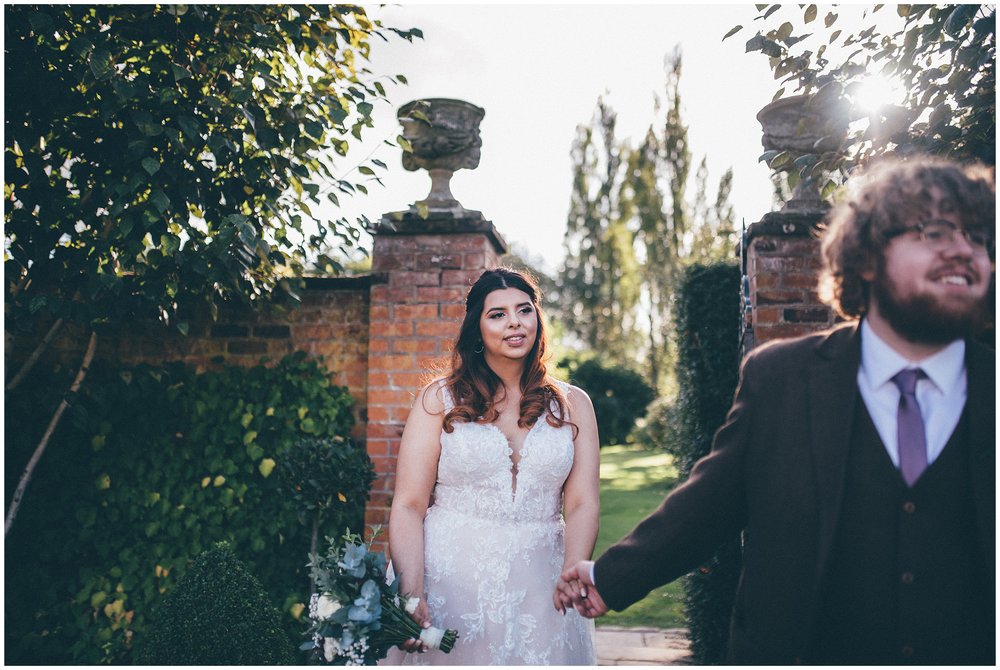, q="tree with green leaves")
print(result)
[558,97,642,364]
[4,4,420,533]
[619,48,736,391]
[687,159,737,265]
[629,48,692,390]
[557,49,736,391]
[726,3,995,189]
